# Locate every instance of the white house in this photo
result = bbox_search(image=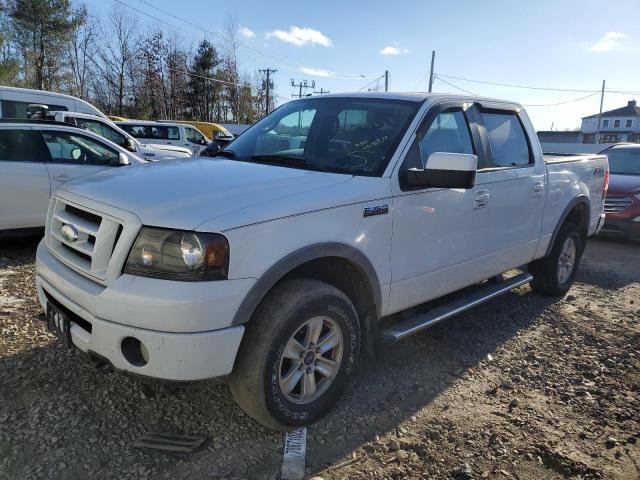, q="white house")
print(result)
[581,100,640,143]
